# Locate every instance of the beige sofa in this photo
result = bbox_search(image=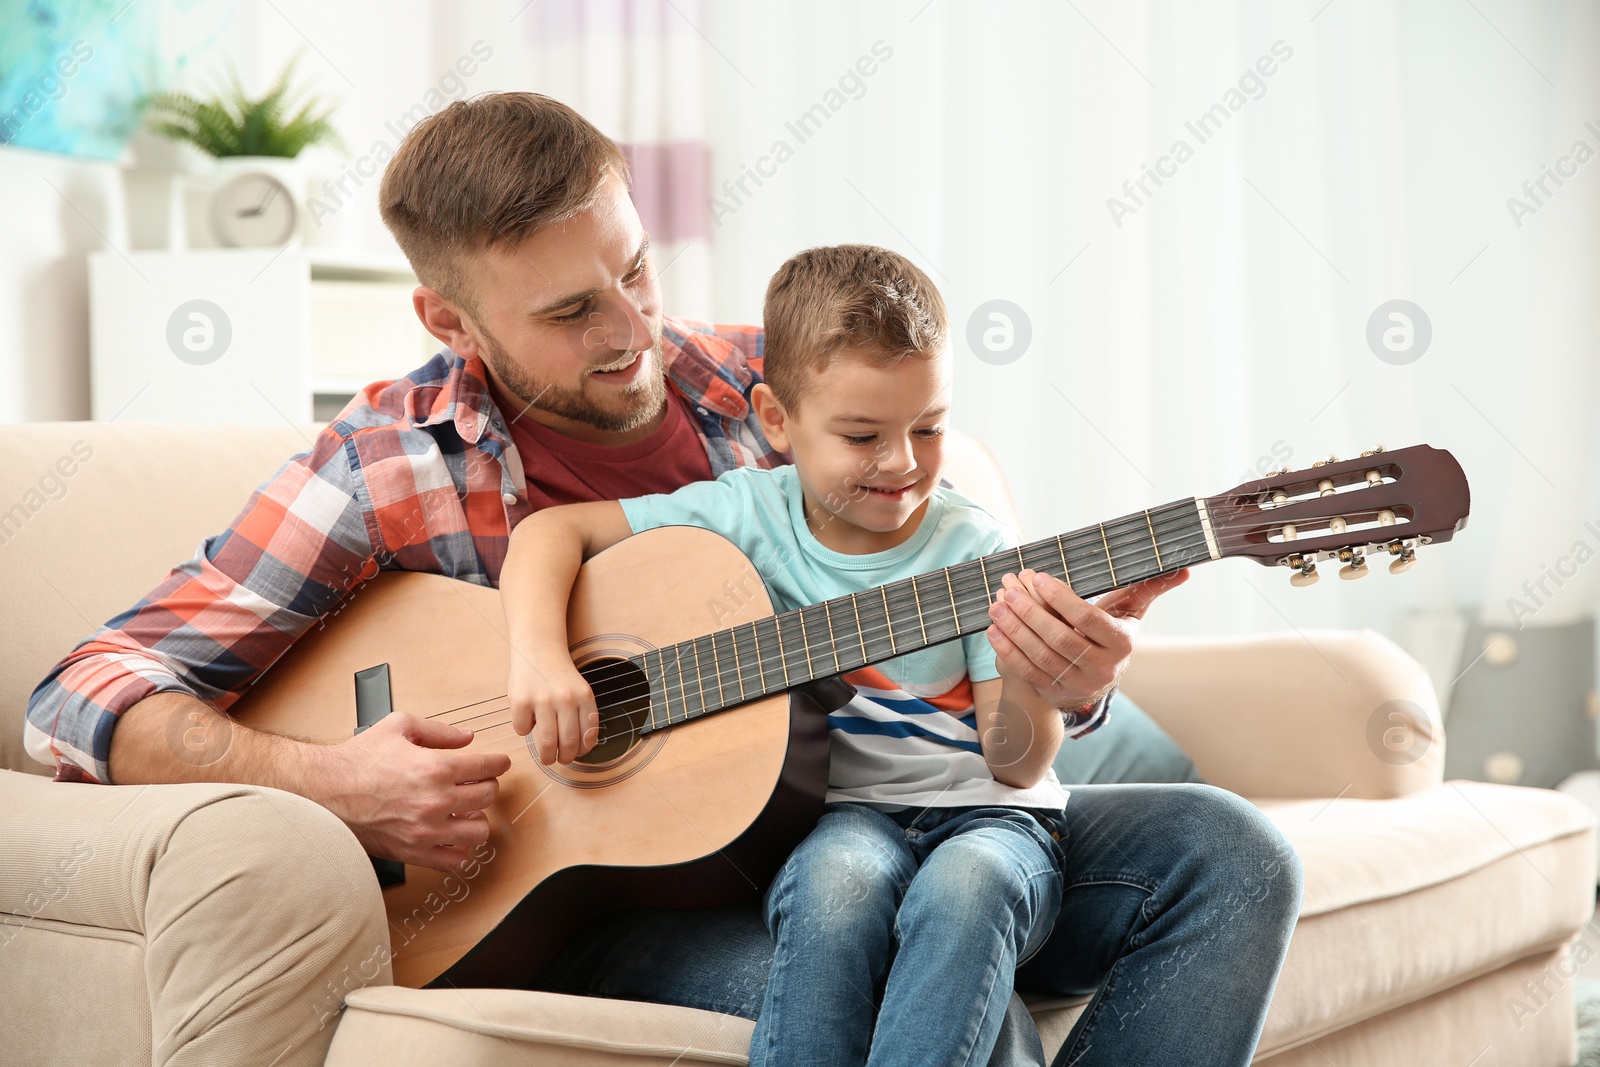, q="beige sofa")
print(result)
[1,420,1594,1067]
